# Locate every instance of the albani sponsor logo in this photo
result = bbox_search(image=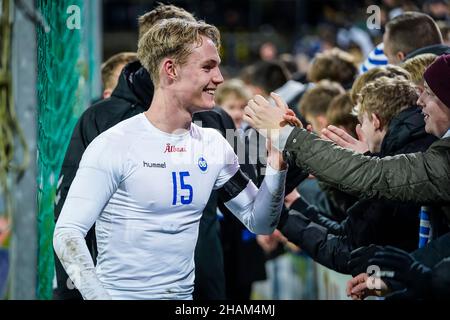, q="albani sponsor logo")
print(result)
[164,143,187,153]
